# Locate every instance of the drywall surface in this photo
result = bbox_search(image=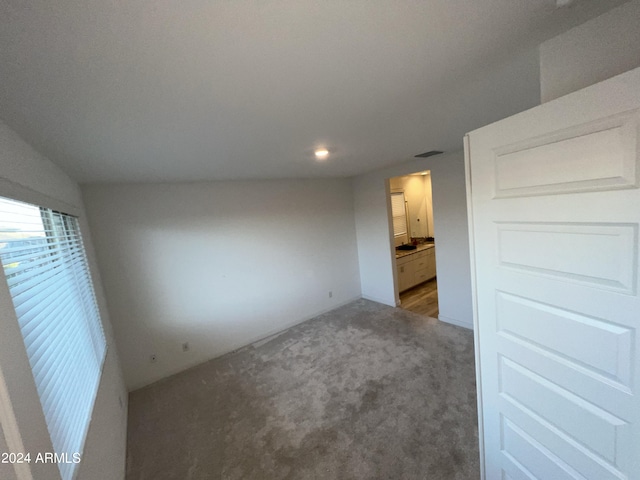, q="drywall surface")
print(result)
[0,120,128,480]
[540,0,640,102]
[82,179,362,390]
[353,151,474,329]
[0,123,81,209]
[427,153,474,329]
